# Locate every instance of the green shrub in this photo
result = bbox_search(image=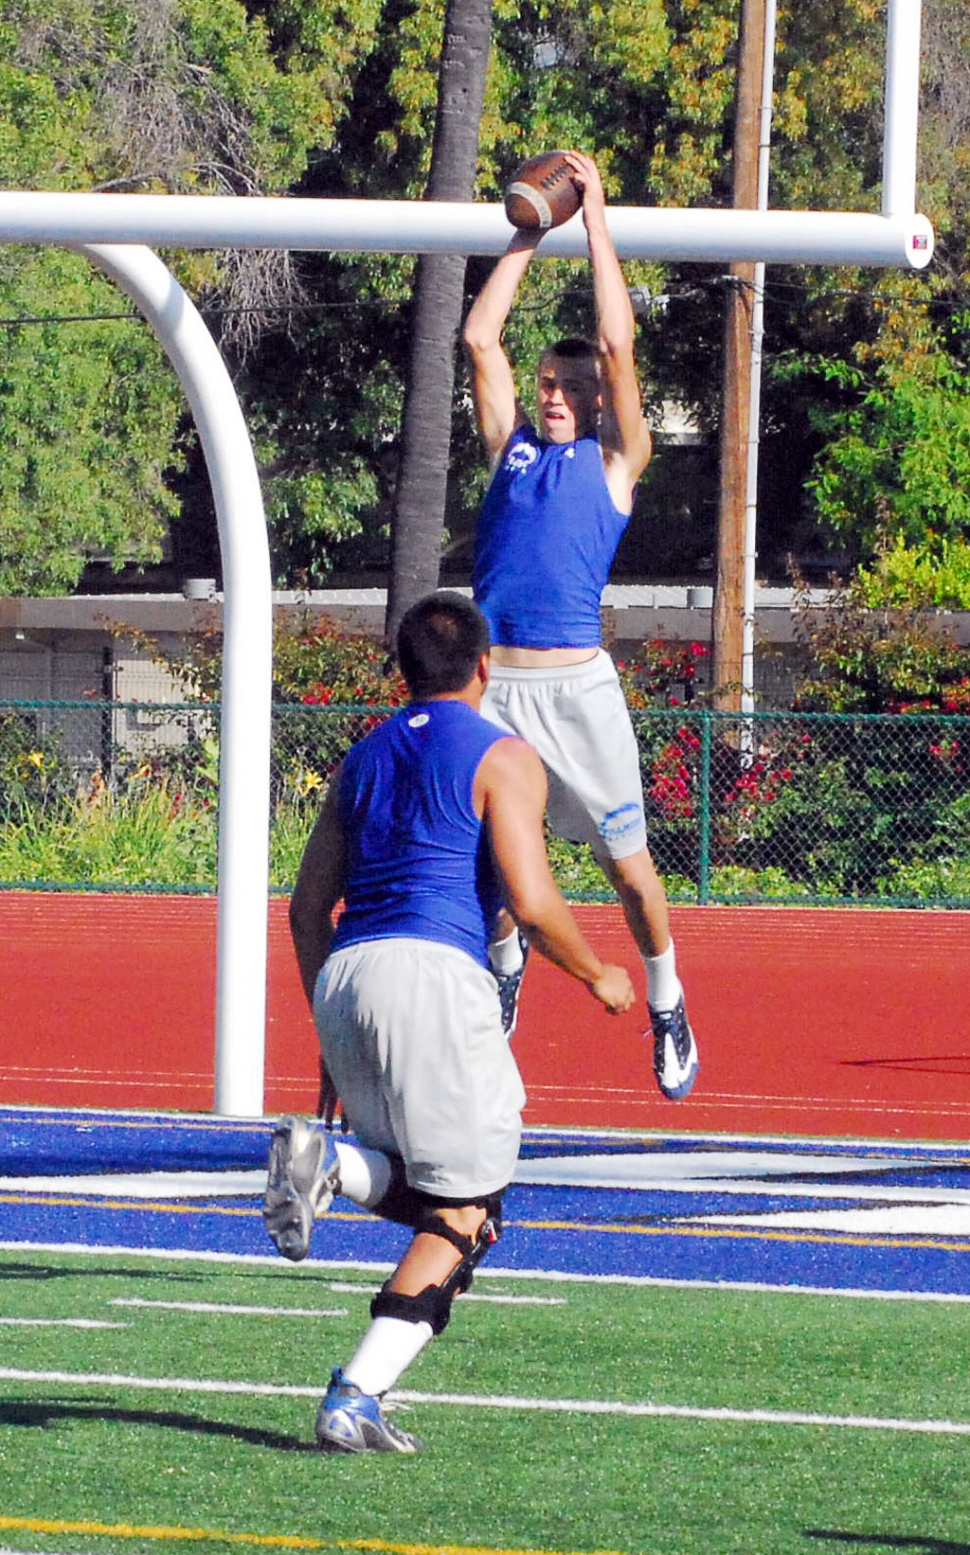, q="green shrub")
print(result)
[0,710,67,823]
[0,776,218,888]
